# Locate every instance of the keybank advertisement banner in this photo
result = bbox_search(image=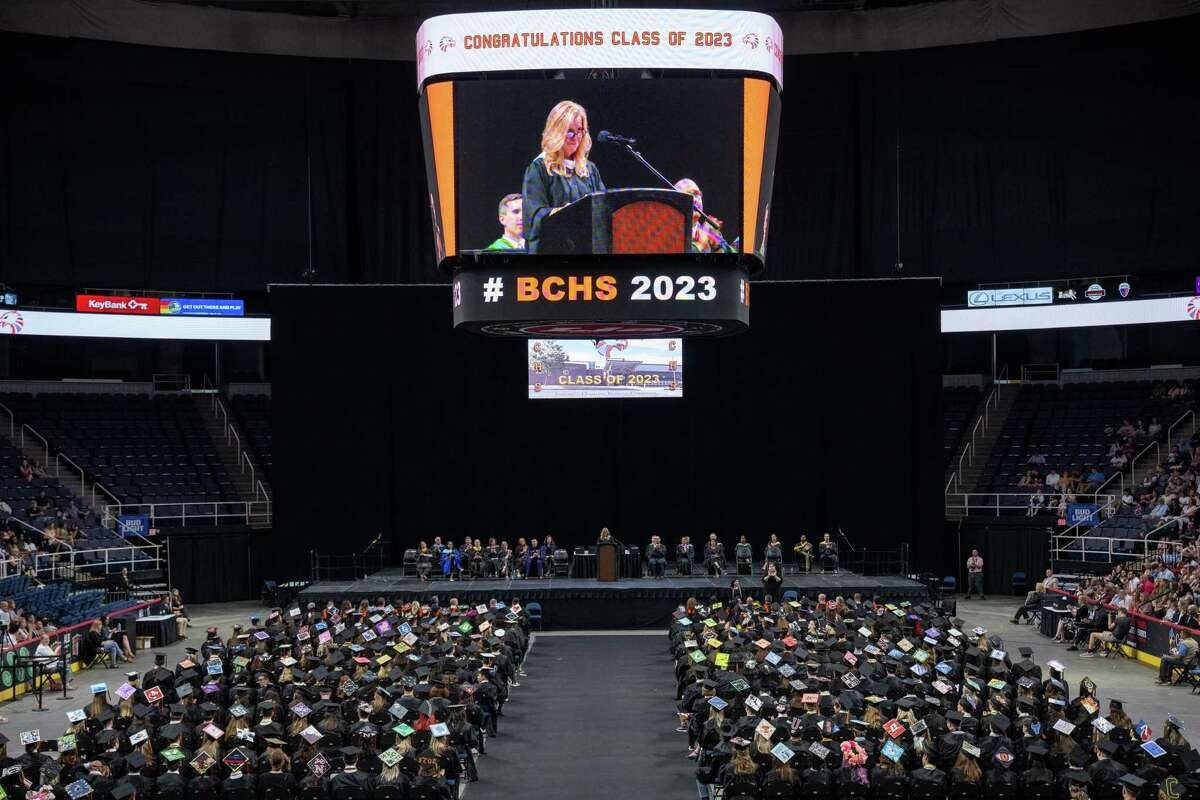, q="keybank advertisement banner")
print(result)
[75,294,161,314]
[966,287,1053,308]
[160,298,245,316]
[416,9,784,89]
